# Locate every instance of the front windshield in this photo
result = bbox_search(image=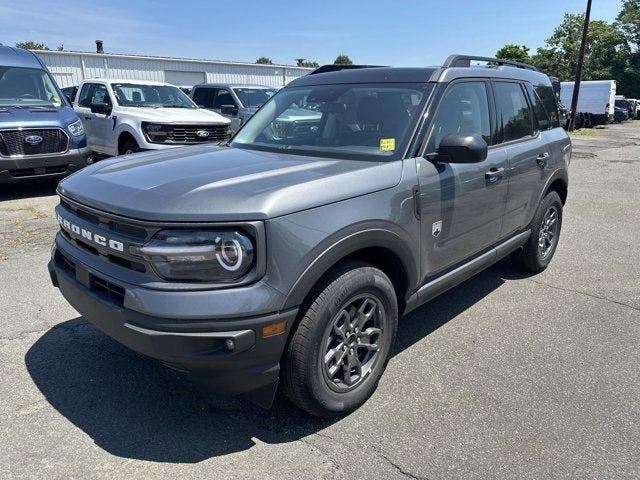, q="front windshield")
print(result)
[111,83,196,108]
[233,87,277,108]
[232,83,431,161]
[0,66,63,108]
